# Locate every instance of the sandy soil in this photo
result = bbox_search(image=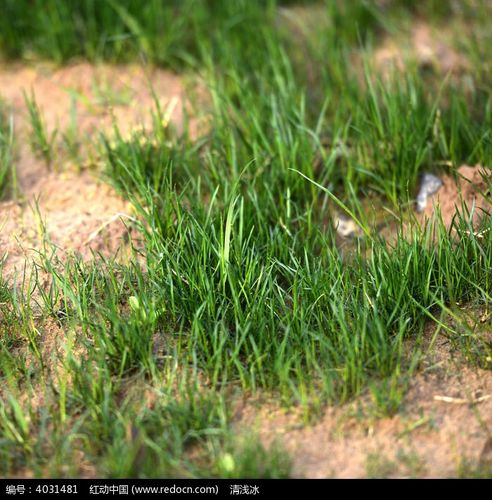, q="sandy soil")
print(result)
[335,163,492,247]
[0,62,191,278]
[419,164,492,230]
